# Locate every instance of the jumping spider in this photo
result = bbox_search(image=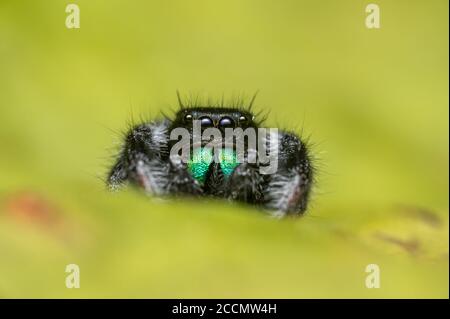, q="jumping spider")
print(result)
[107,95,313,217]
